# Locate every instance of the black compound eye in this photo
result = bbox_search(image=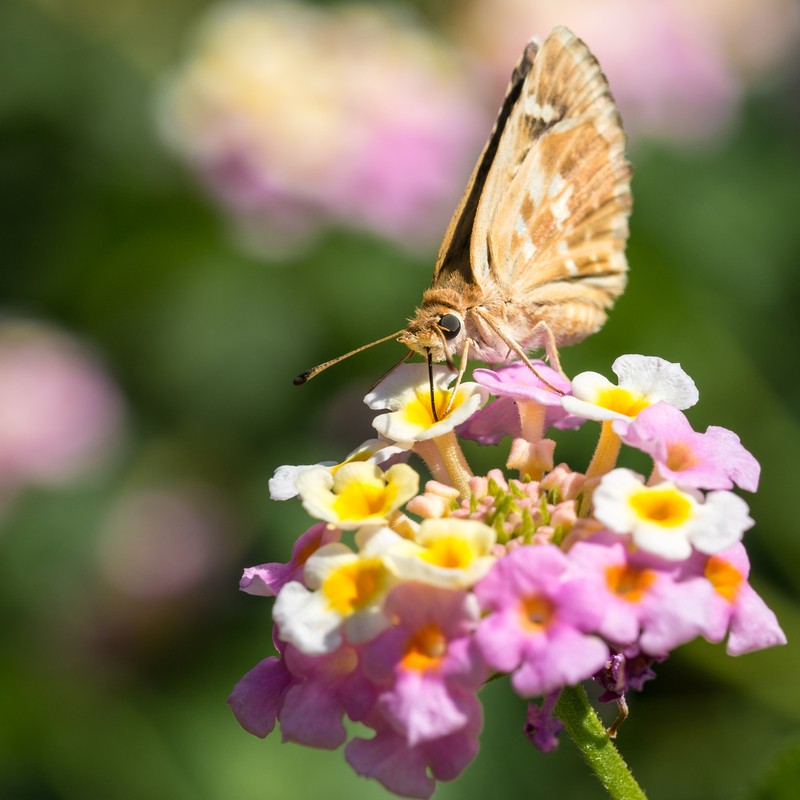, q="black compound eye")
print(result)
[438,313,462,340]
